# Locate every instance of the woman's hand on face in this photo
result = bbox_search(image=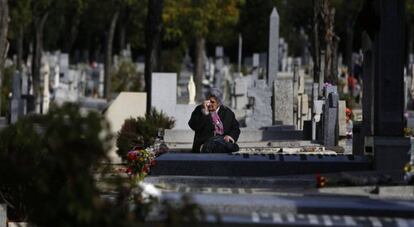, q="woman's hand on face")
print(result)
[203,100,210,112]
